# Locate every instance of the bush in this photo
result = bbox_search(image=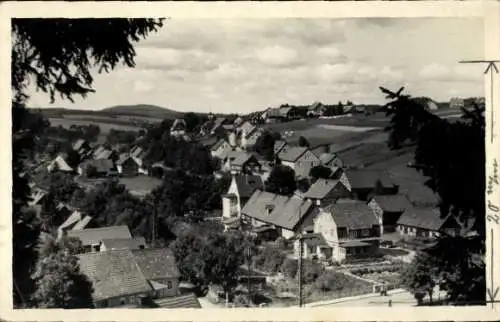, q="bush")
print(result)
[300,260,324,284]
[314,271,352,292]
[280,258,298,279]
[253,244,286,274]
